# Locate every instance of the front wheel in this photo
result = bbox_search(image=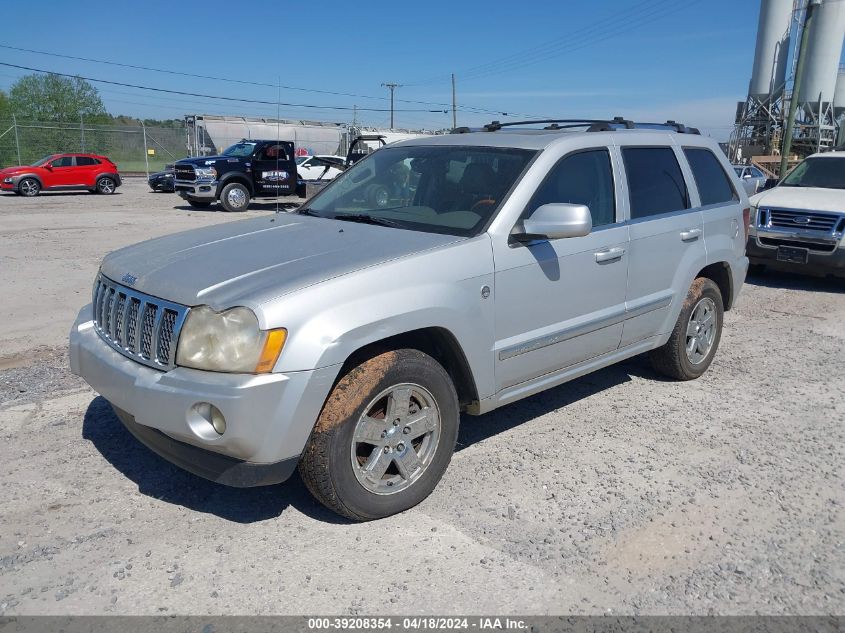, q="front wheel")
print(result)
[96,177,116,194]
[299,349,459,521]
[649,277,724,380]
[19,178,40,197]
[219,182,250,212]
